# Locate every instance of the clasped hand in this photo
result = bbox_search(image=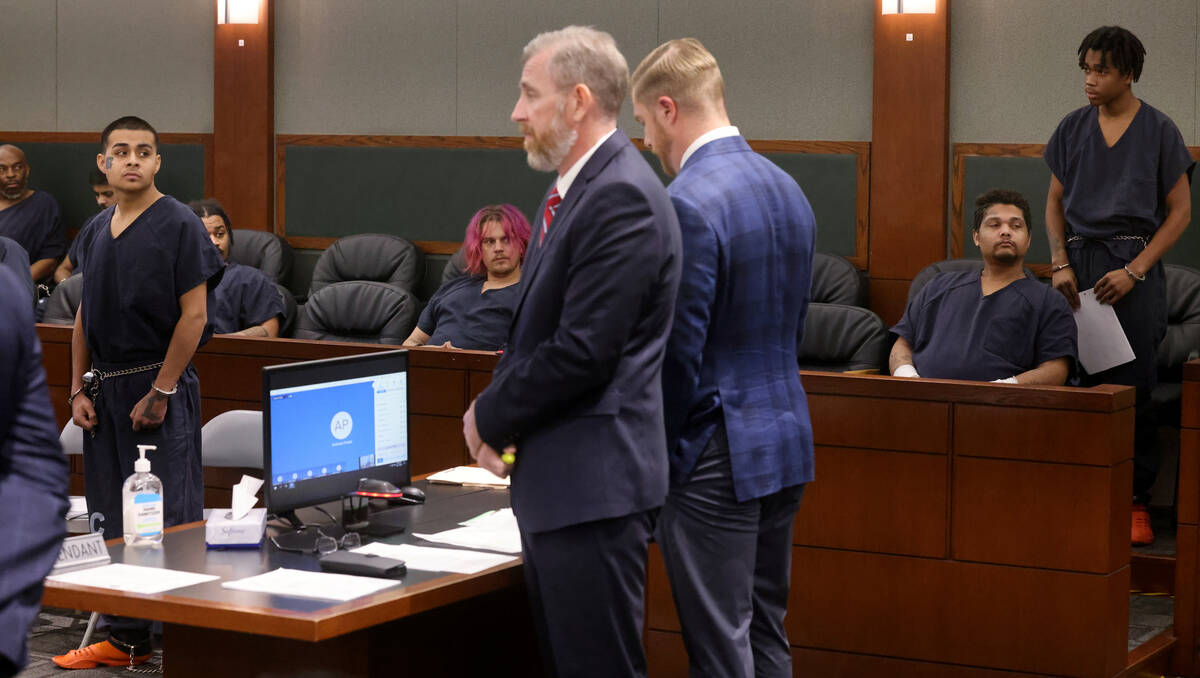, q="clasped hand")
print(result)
[130,388,169,431]
[1092,267,1135,306]
[463,399,515,479]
